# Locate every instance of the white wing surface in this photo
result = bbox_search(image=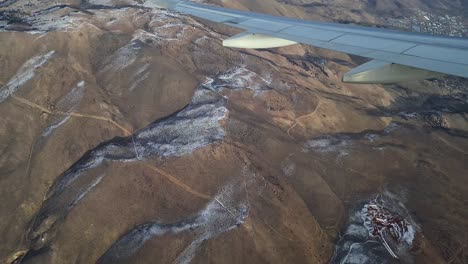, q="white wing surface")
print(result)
[151,0,468,84]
